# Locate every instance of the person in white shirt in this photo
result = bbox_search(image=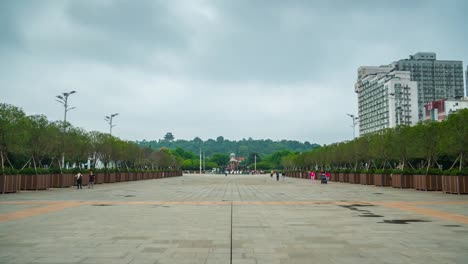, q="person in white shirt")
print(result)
[75,172,83,189]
